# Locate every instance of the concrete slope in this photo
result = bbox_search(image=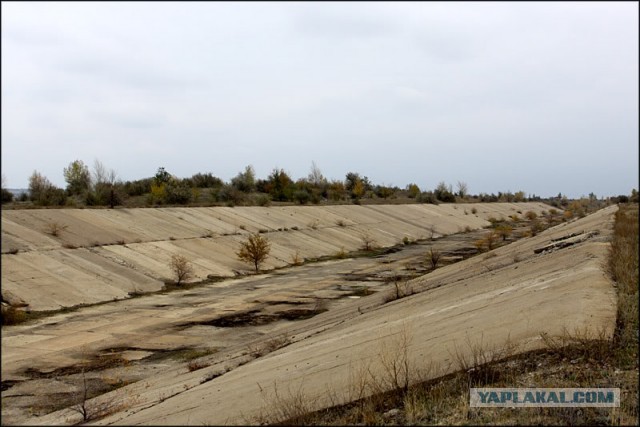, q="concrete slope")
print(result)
[28,205,614,426]
[1,203,552,311]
